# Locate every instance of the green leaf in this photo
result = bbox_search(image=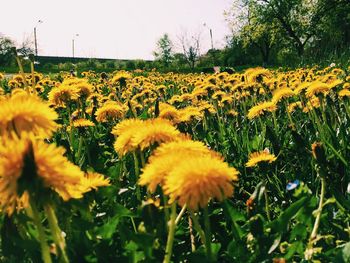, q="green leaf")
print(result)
[269,196,309,233]
[223,201,245,240]
[95,204,134,240]
[335,242,350,263]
